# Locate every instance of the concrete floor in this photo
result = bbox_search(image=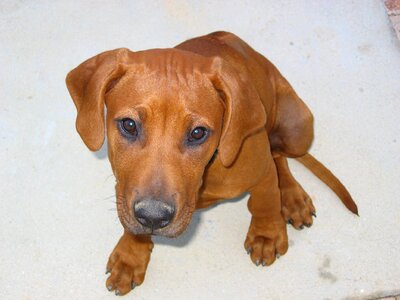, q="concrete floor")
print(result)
[1,1,399,299]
